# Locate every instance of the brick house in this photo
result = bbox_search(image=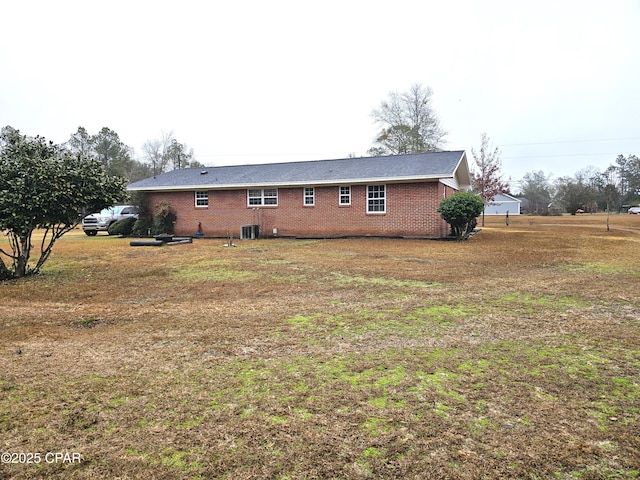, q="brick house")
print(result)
[127,150,471,239]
